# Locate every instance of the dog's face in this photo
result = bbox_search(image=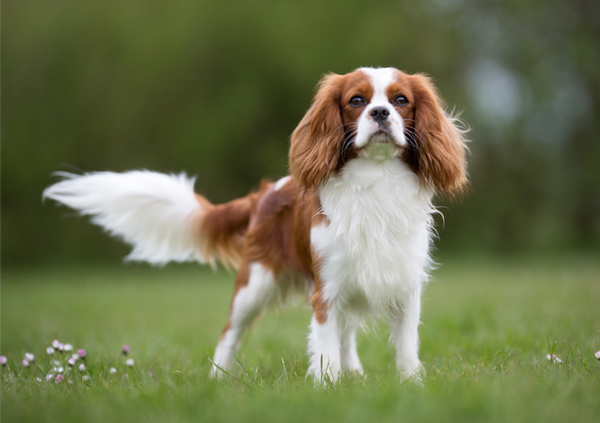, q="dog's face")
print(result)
[339,67,413,150]
[290,67,468,195]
